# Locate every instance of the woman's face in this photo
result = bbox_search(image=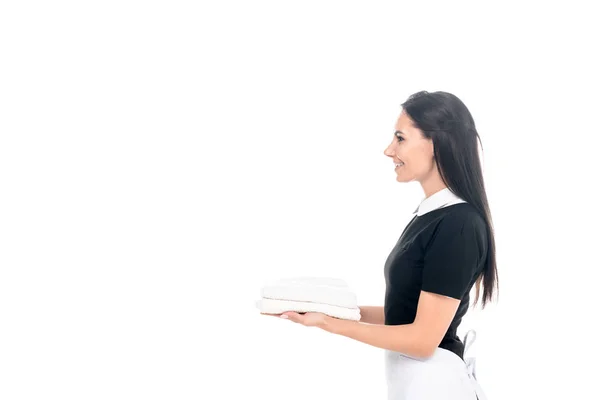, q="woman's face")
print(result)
[384,111,436,183]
